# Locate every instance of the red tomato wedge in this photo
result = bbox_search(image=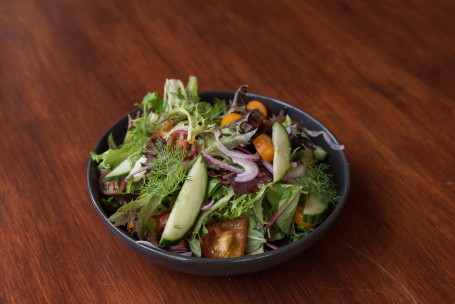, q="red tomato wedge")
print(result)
[98,170,126,195]
[201,218,248,258]
[168,130,198,160]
